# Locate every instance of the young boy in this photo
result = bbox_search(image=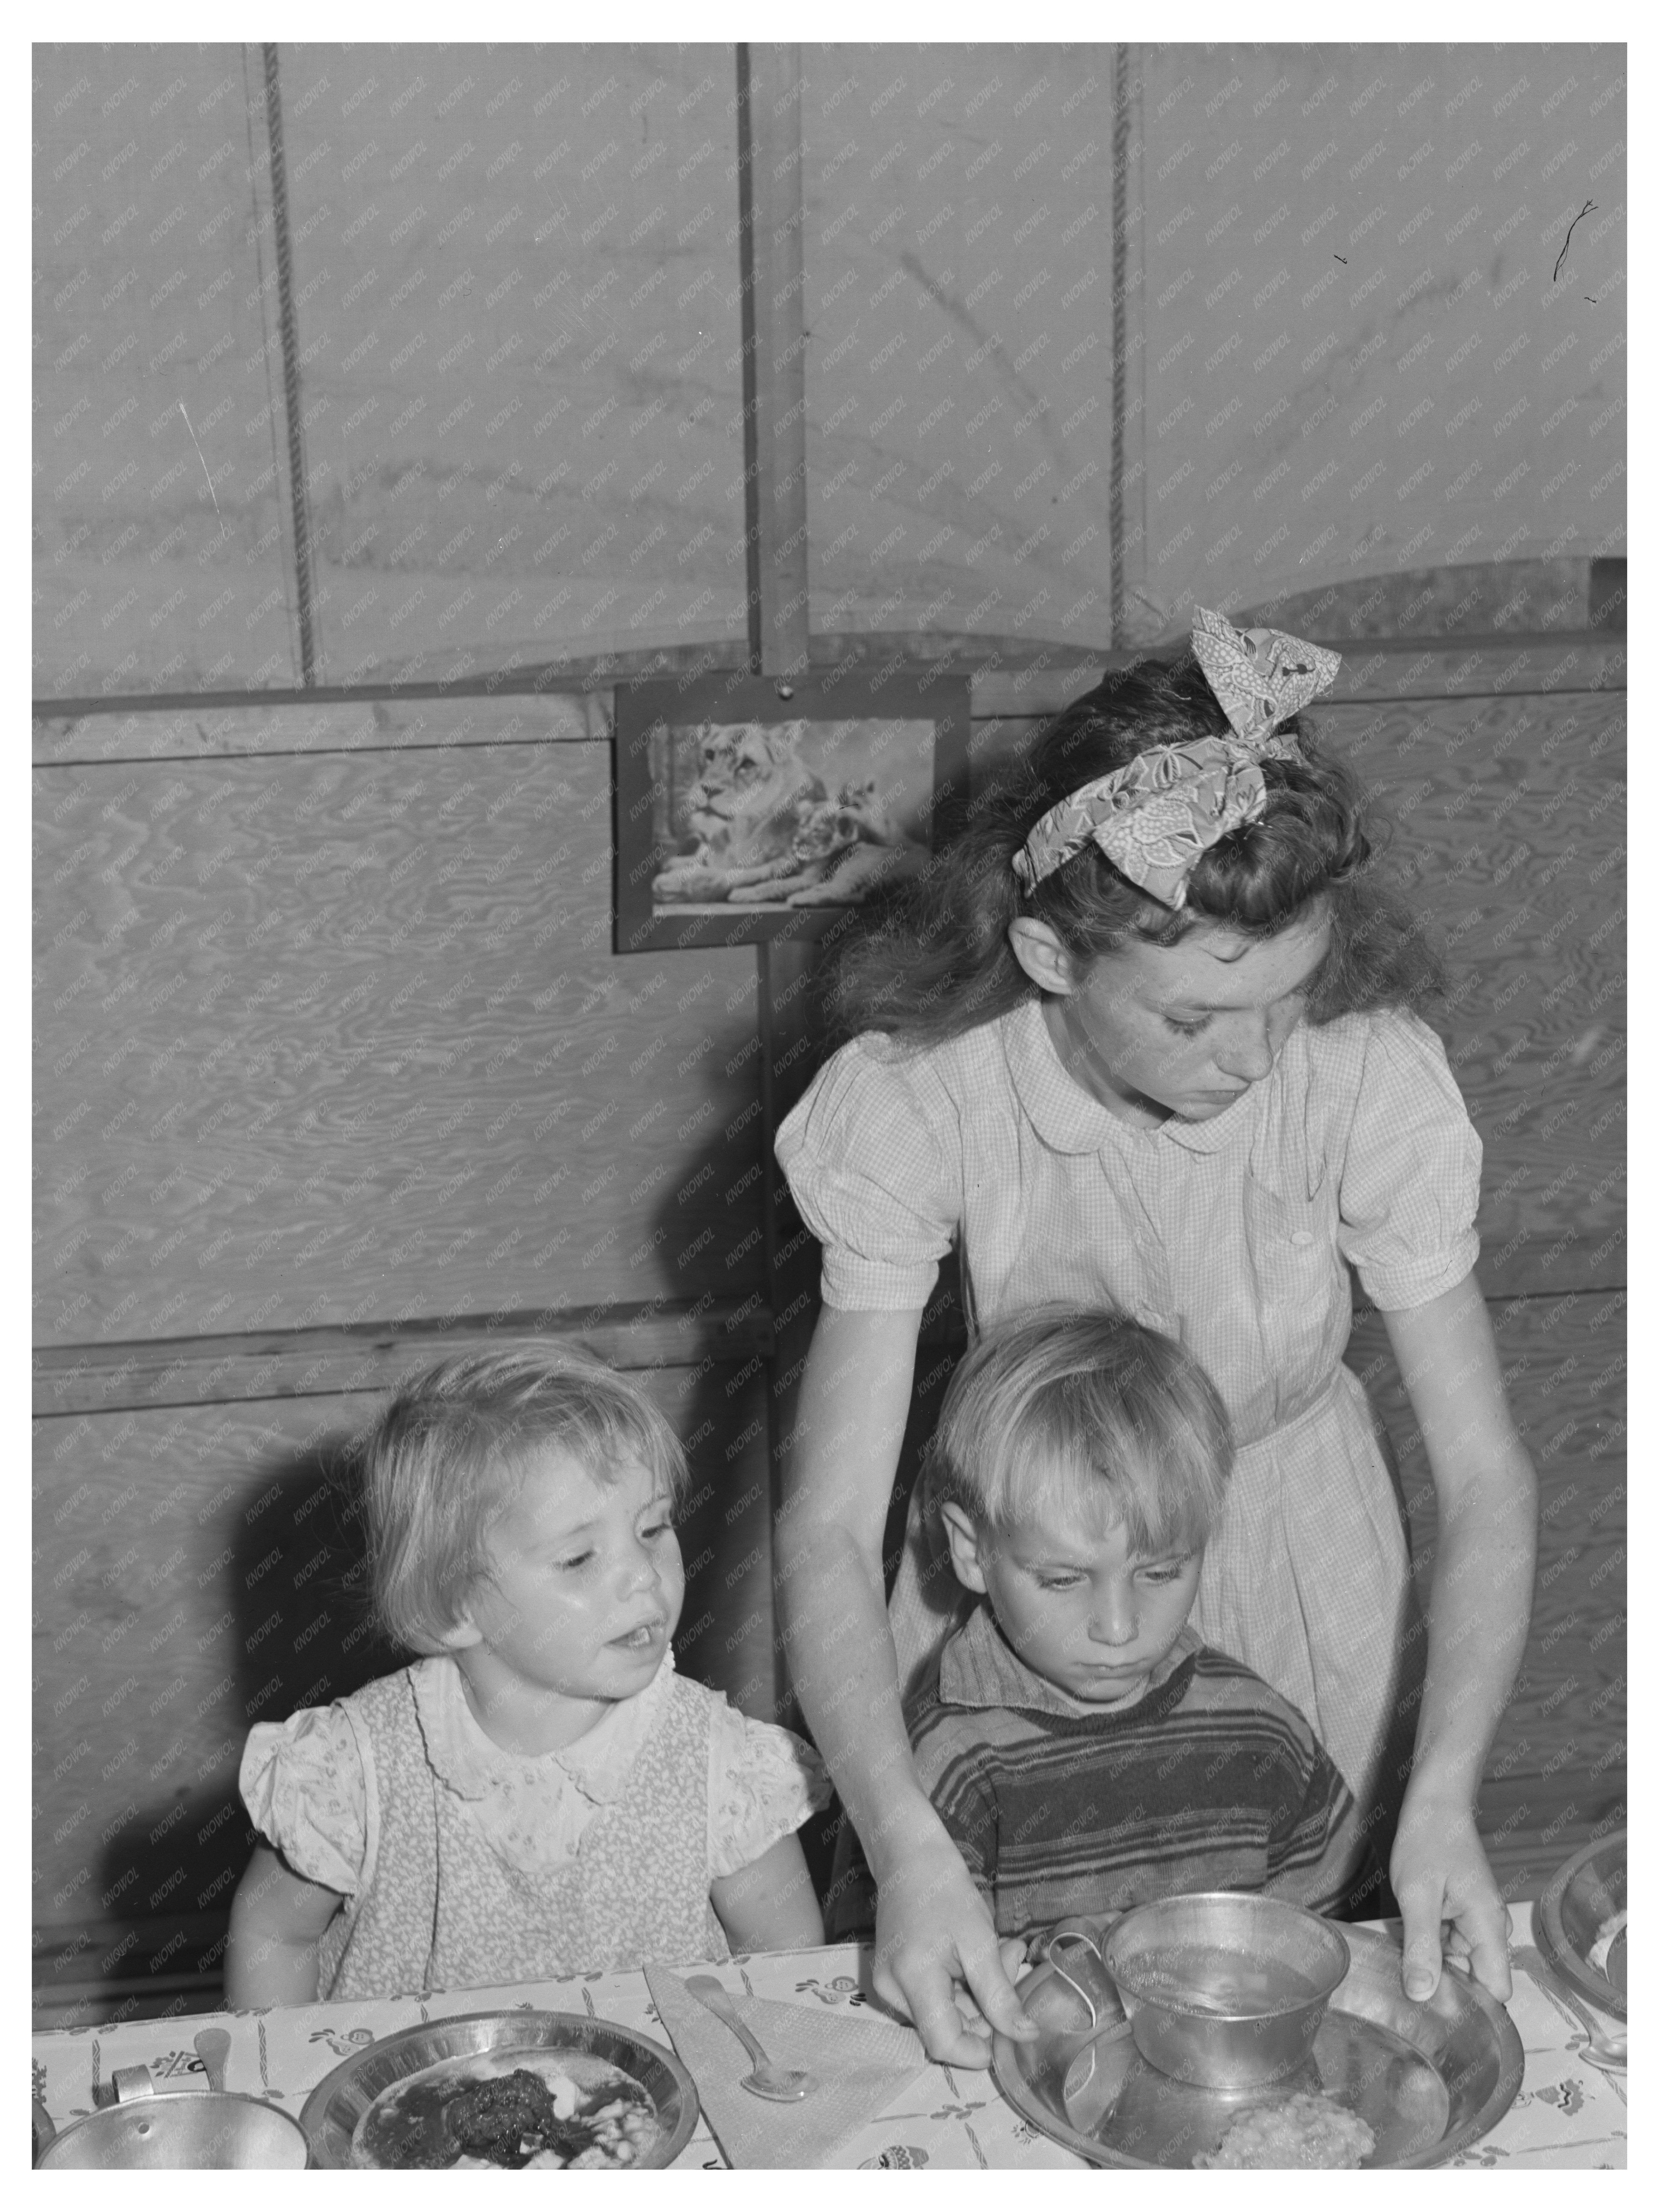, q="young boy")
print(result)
[905,1306,1377,1942]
